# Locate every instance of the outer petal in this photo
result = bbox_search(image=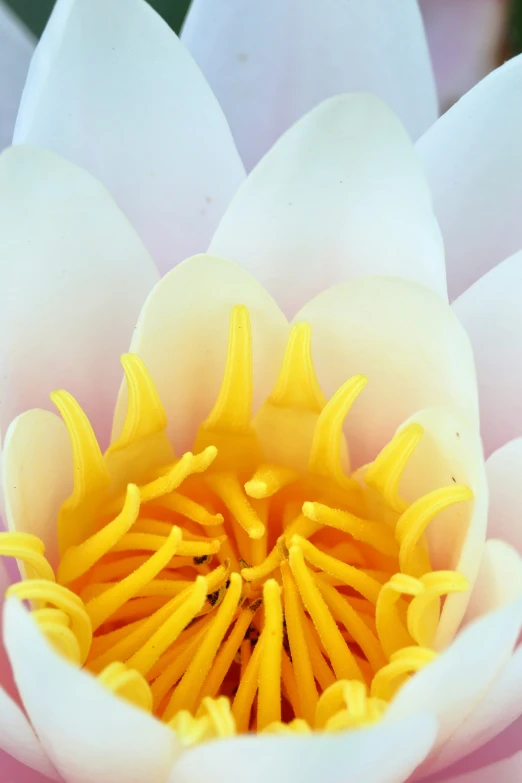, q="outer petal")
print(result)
[3,410,73,568]
[114,255,289,453]
[451,251,522,456]
[438,753,522,783]
[0,752,56,782]
[0,1,34,151]
[416,541,522,776]
[210,94,446,316]
[169,713,437,783]
[397,408,487,648]
[0,145,158,445]
[182,0,438,171]
[386,598,522,767]
[419,0,508,110]
[4,598,180,783]
[293,276,478,467]
[417,56,522,301]
[486,438,522,553]
[14,0,245,275]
